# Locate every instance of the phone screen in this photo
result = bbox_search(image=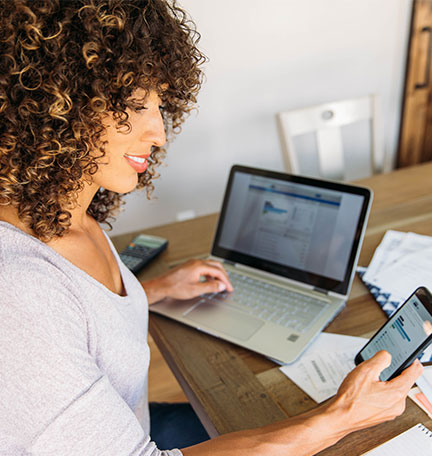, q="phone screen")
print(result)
[359,291,432,381]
